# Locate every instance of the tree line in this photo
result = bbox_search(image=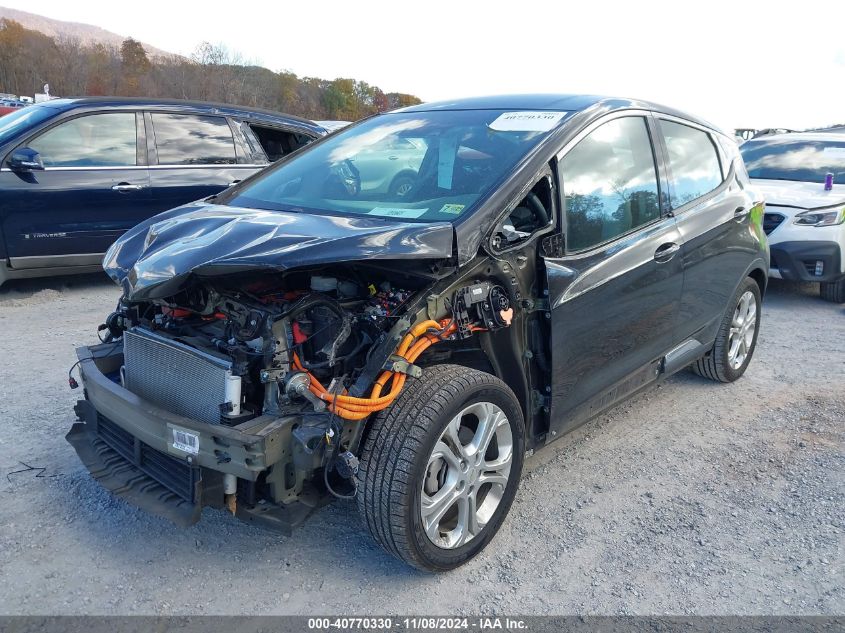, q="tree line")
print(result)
[0,18,422,120]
